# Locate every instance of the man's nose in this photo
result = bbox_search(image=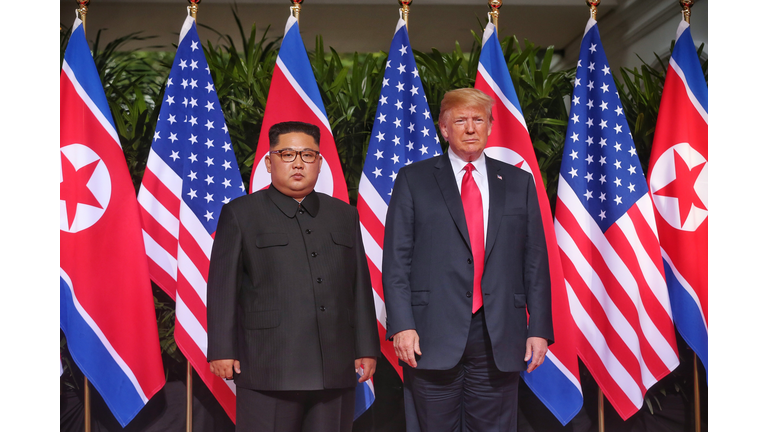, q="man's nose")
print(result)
[292,157,305,169]
[465,121,476,133]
